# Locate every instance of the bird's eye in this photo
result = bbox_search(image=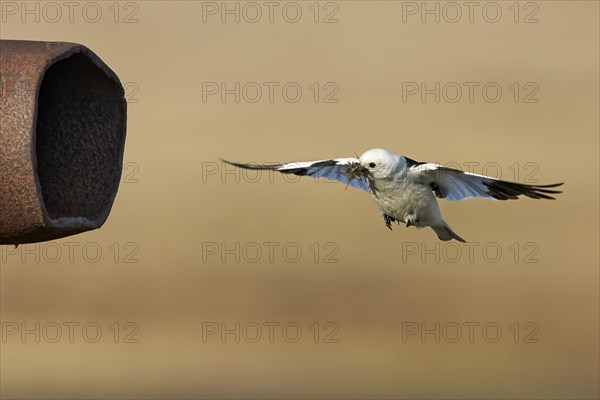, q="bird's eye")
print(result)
[369,162,376,168]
